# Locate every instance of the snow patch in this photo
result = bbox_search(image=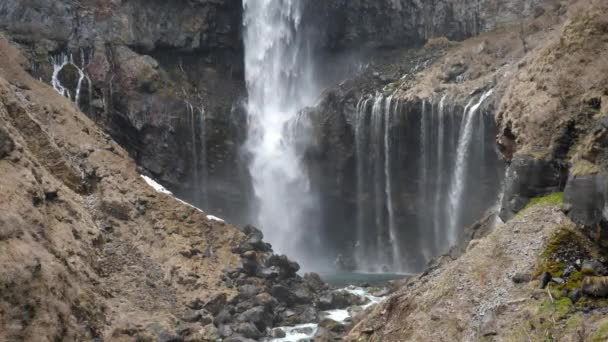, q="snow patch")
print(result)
[140,175,225,223]
[206,215,225,223]
[141,175,172,195]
